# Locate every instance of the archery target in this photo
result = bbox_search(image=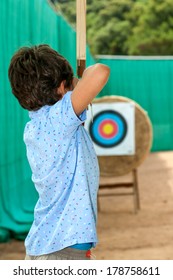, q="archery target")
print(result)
[85,102,135,156]
[89,110,127,148]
